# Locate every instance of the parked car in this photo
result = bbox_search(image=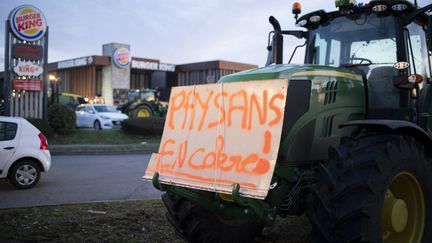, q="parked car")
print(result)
[75,104,129,130]
[57,92,88,109]
[0,116,51,189]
